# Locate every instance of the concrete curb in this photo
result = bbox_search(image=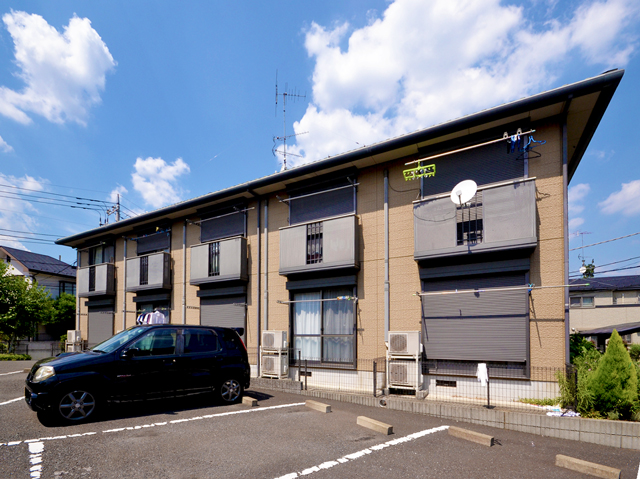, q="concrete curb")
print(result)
[250,378,640,450]
[448,426,494,447]
[305,400,331,413]
[357,416,393,435]
[242,396,258,407]
[555,454,621,479]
